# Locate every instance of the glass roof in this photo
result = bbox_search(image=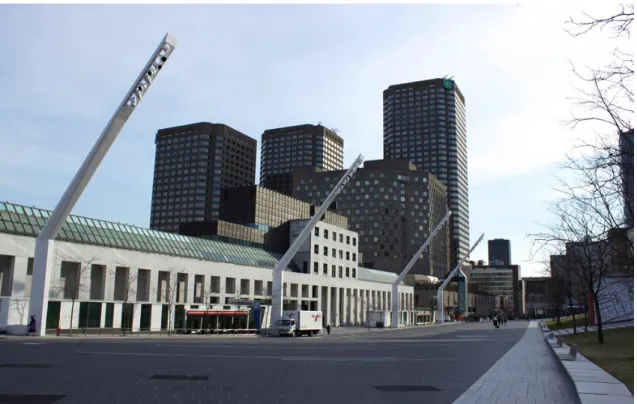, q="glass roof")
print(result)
[0,202,293,270]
